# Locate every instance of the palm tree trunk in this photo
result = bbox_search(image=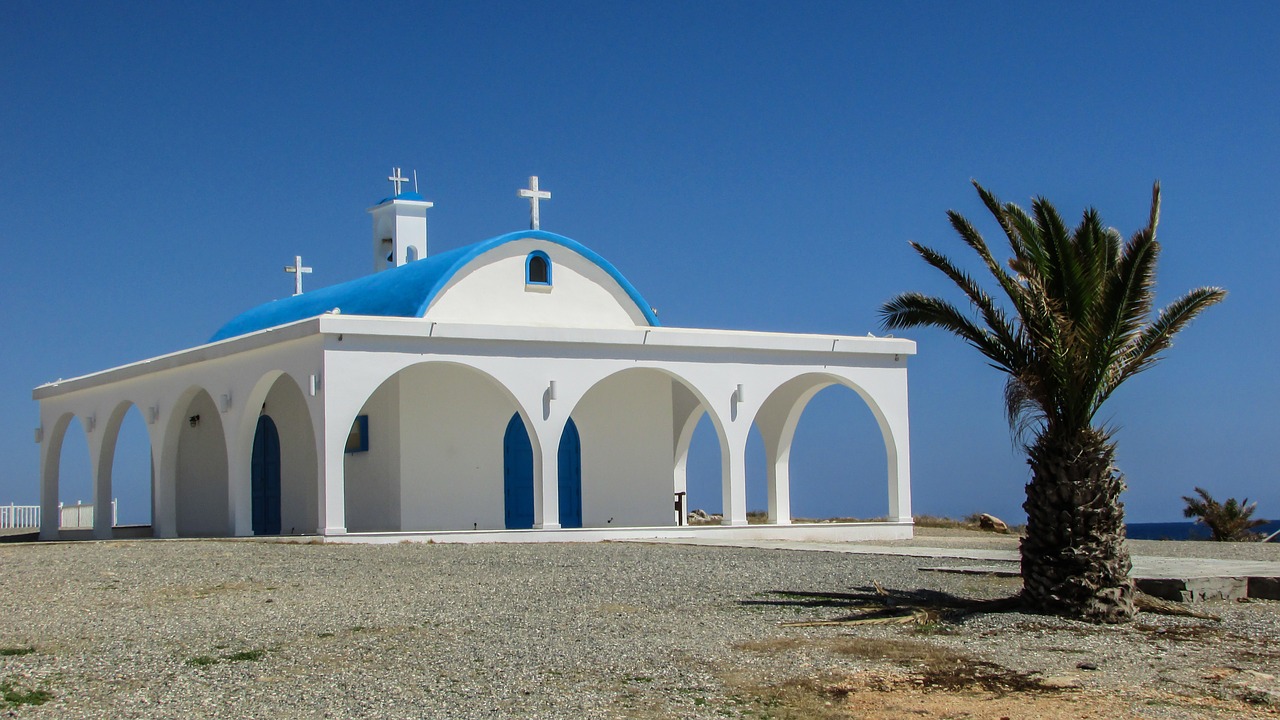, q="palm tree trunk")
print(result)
[1021,426,1136,623]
